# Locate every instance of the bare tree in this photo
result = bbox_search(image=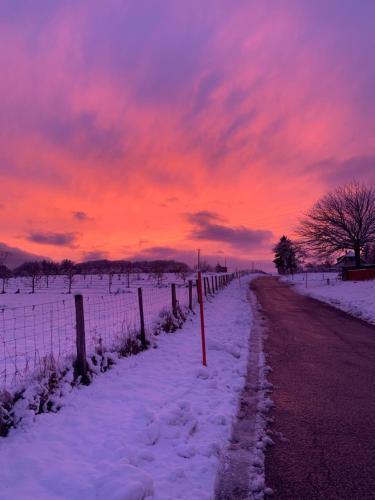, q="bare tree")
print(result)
[0,252,10,293]
[124,262,132,288]
[151,264,164,286]
[174,263,190,284]
[60,259,76,294]
[15,261,41,293]
[41,260,58,288]
[108,266,116,294]
[0,251,8,267]
[0,265,11,294]
[297,182,375,267]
